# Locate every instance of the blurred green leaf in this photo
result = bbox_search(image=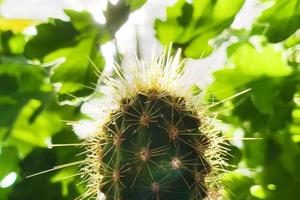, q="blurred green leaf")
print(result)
[9,148,63,200]
[250,78,279,115]
[230,43,291,77]
[252,0,300,43]
[224,144,243,170]
[0,147,19,180]
[50,129,83,199]
[155,0,245,58]
[104,0,146,34]
[5,100,63,156]
[104,0,130,34]
[0,31,26,55]
[250,185,266,199]
[126,0,146,11]
[0,188,11,200]
[209,34,300,200]
[223,173,254,200]
[0,56,54,141]
[24,10,105,102]
[209,42,292,99]
[24,19,78,60]
[189,85,202,95]
[261,138,300,200]
[284,31,300,48]
[292,153,300,181]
